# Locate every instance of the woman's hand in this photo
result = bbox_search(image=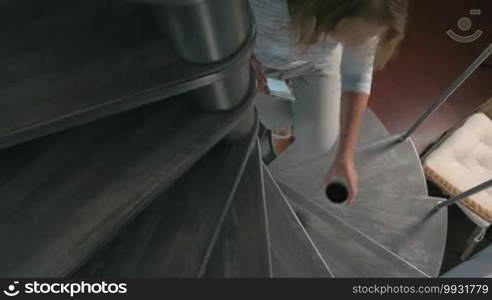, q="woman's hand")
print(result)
[250,56,269,94]
[328,91,369,205]
[324,156,358,204]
